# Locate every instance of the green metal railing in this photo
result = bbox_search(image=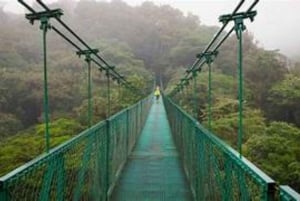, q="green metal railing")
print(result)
[163,96,300,201]
[279,186,300,201]
[169,0,259,159]
[0,96,152,201]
